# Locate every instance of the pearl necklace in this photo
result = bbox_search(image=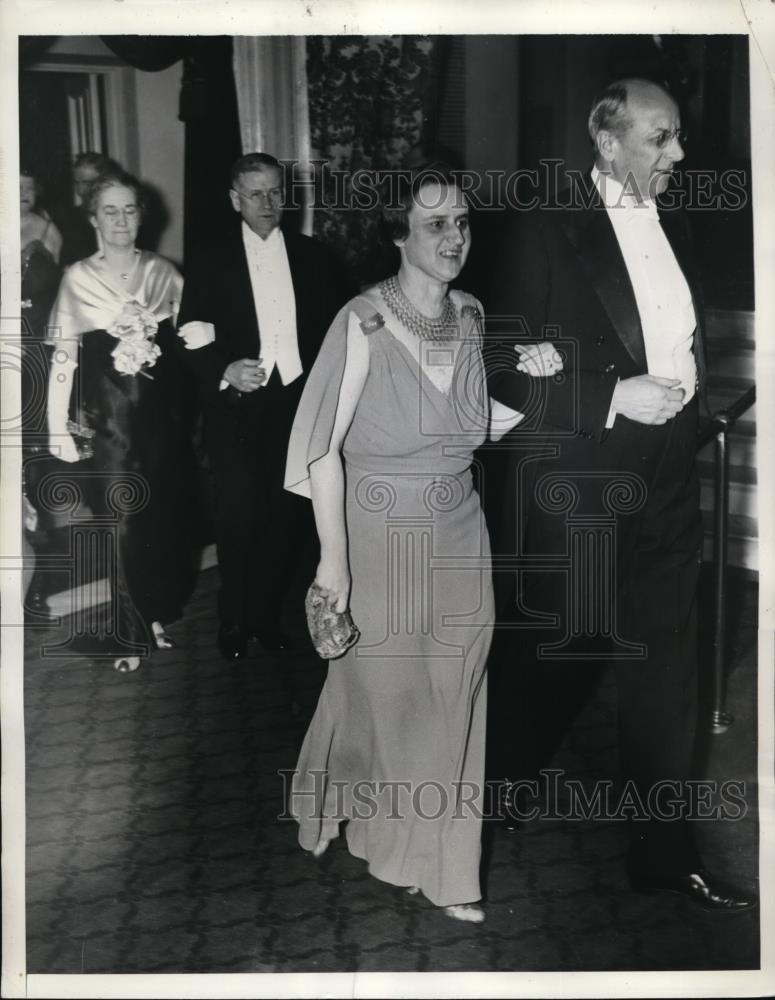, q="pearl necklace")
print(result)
[379,276,457,342]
